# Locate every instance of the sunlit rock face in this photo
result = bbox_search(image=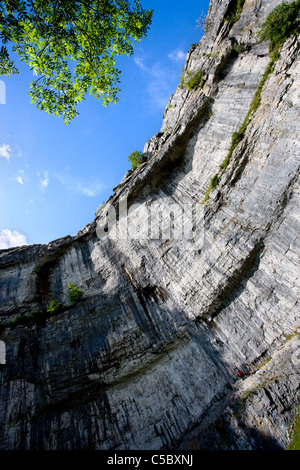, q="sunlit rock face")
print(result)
[0,0,299,450]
